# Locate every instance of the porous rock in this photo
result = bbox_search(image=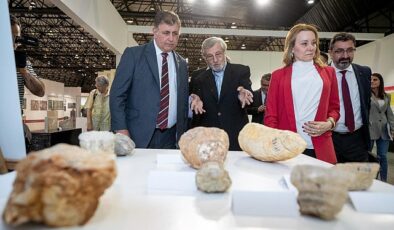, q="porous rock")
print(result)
[196,161,232,193]
[179,127,229,169]
[2,144,116,227]
[290,165,349,220]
